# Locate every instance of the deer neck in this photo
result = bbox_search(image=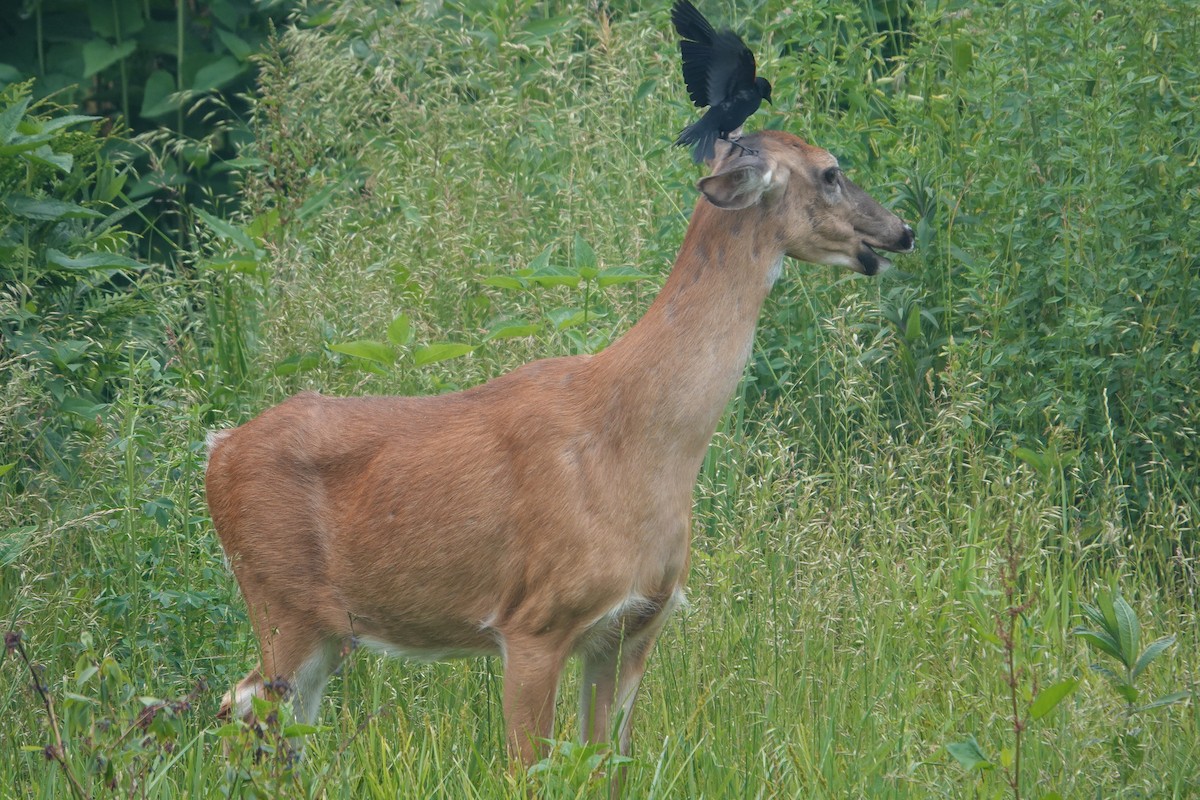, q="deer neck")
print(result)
[591,199,782,478]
